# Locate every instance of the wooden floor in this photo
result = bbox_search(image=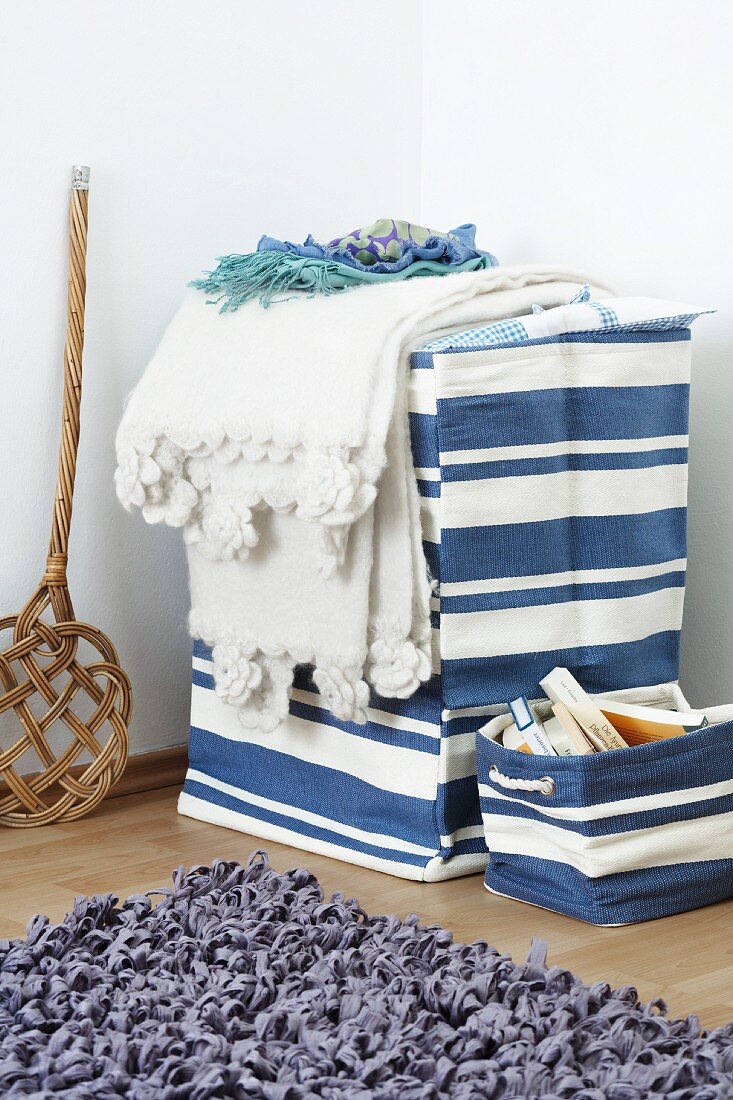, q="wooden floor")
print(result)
[1,784,732,1030]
